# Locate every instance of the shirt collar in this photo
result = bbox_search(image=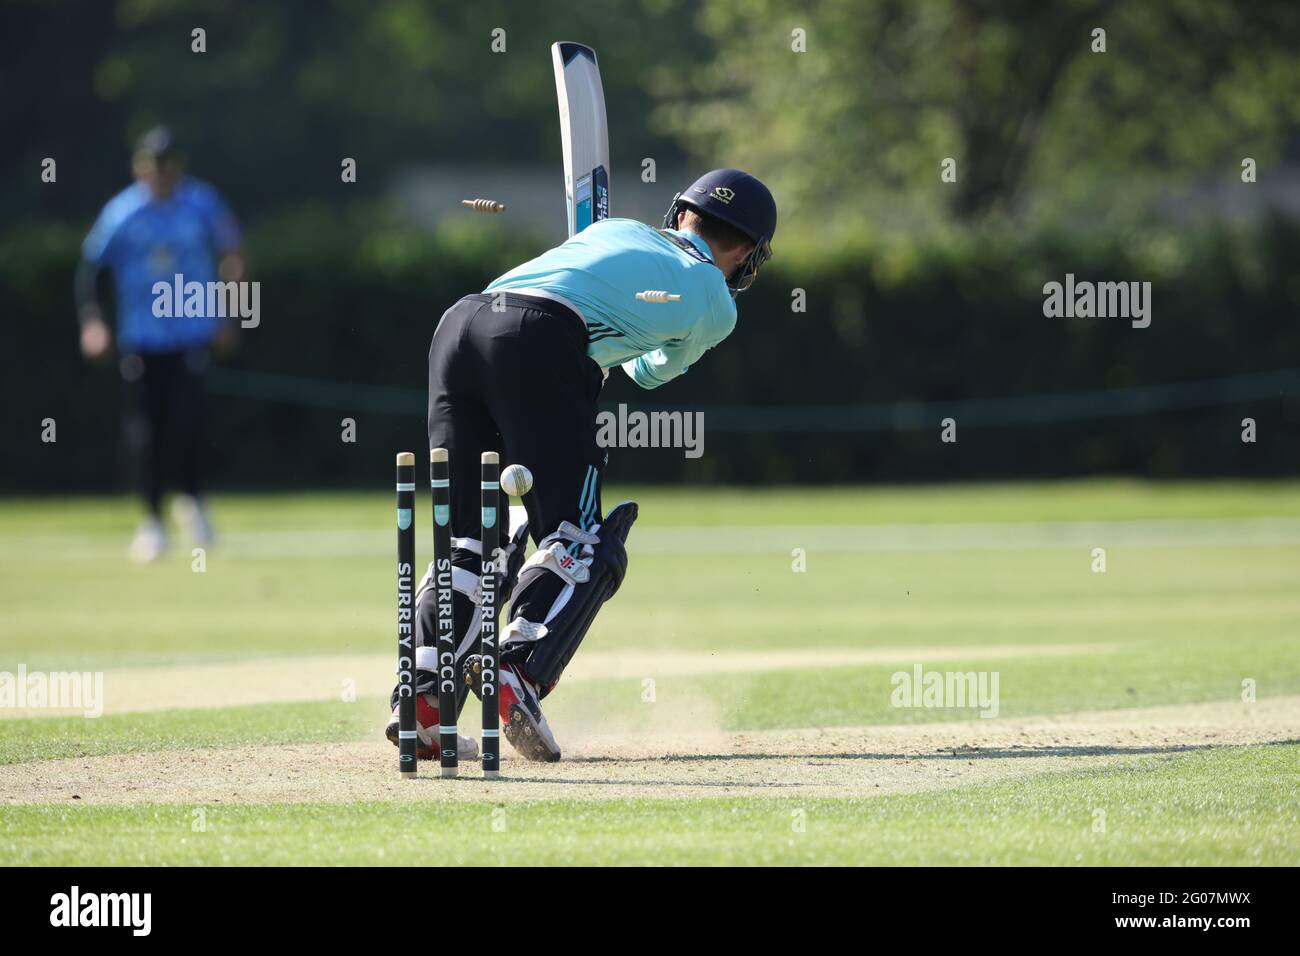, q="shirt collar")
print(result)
[669,228,714,263]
